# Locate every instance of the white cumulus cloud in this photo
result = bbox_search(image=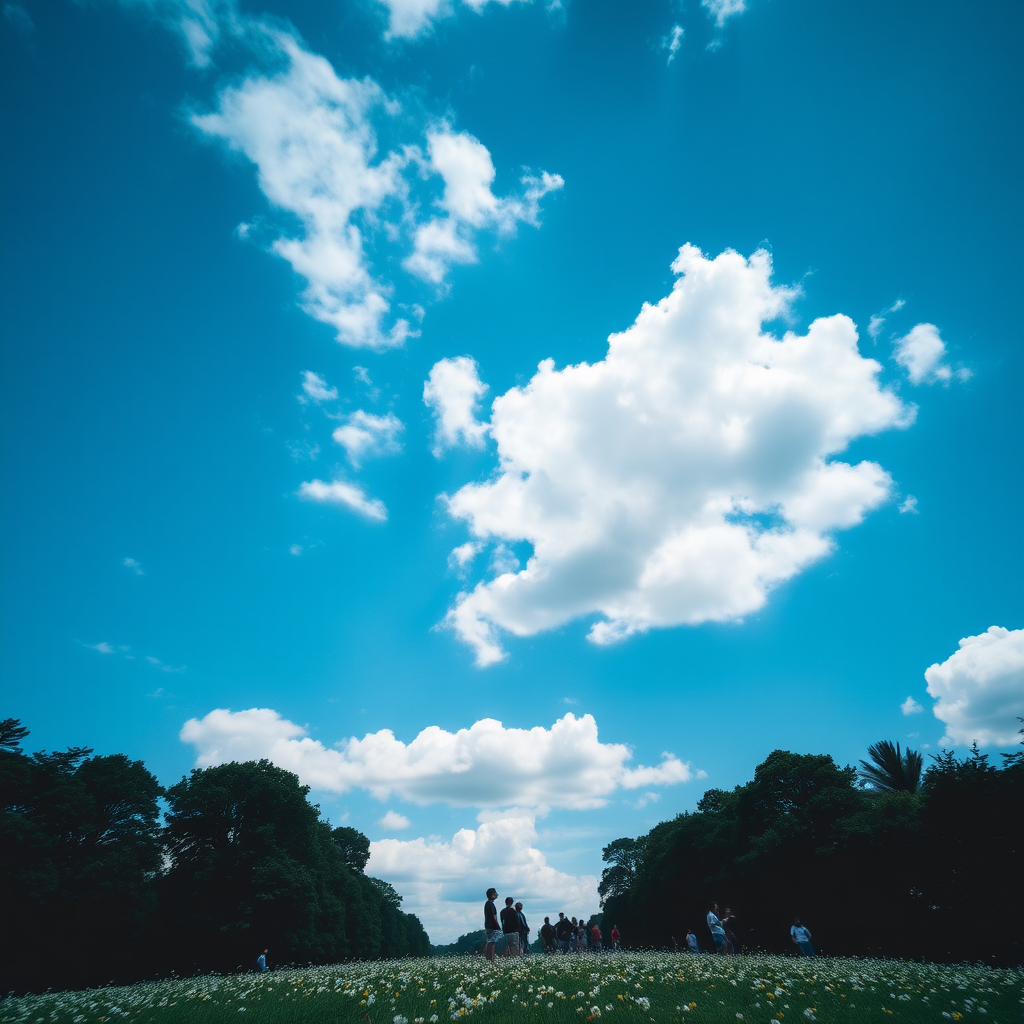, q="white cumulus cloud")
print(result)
[368,811,598,943]
[404,129,562,285]
[901,696,923,715]
[442,245,912,666]
[423,356,489,454]
[299,478,388,521]
[179,709,697,810]
[332,410,404,467]
[925,626,1024,747]
[193,33,413,349]
[893,323,969,385]
[193,35,560,347]
[378,810,411,830]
